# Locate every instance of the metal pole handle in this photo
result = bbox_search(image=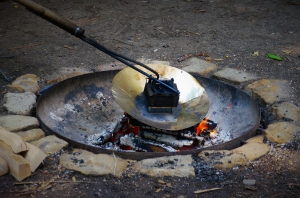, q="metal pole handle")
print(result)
[14,0,84,37]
